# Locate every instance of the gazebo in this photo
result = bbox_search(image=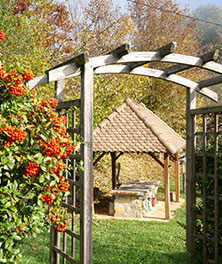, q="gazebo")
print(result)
[93,98,185,219]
